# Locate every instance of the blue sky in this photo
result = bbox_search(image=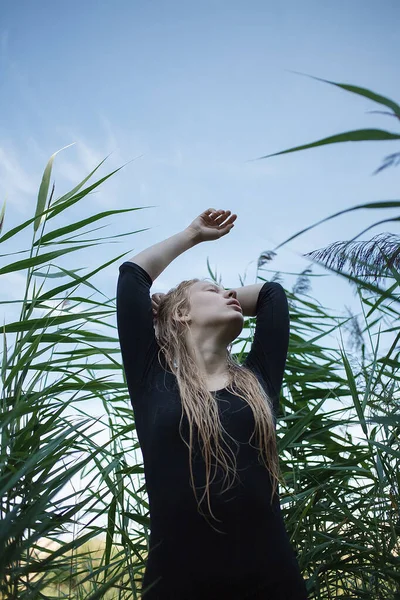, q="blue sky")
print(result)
[1,0,399,367]
[1,0,399,532]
